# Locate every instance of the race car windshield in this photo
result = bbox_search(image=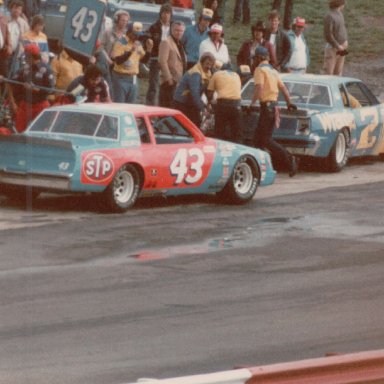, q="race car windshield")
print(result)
[29,111,119,139]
